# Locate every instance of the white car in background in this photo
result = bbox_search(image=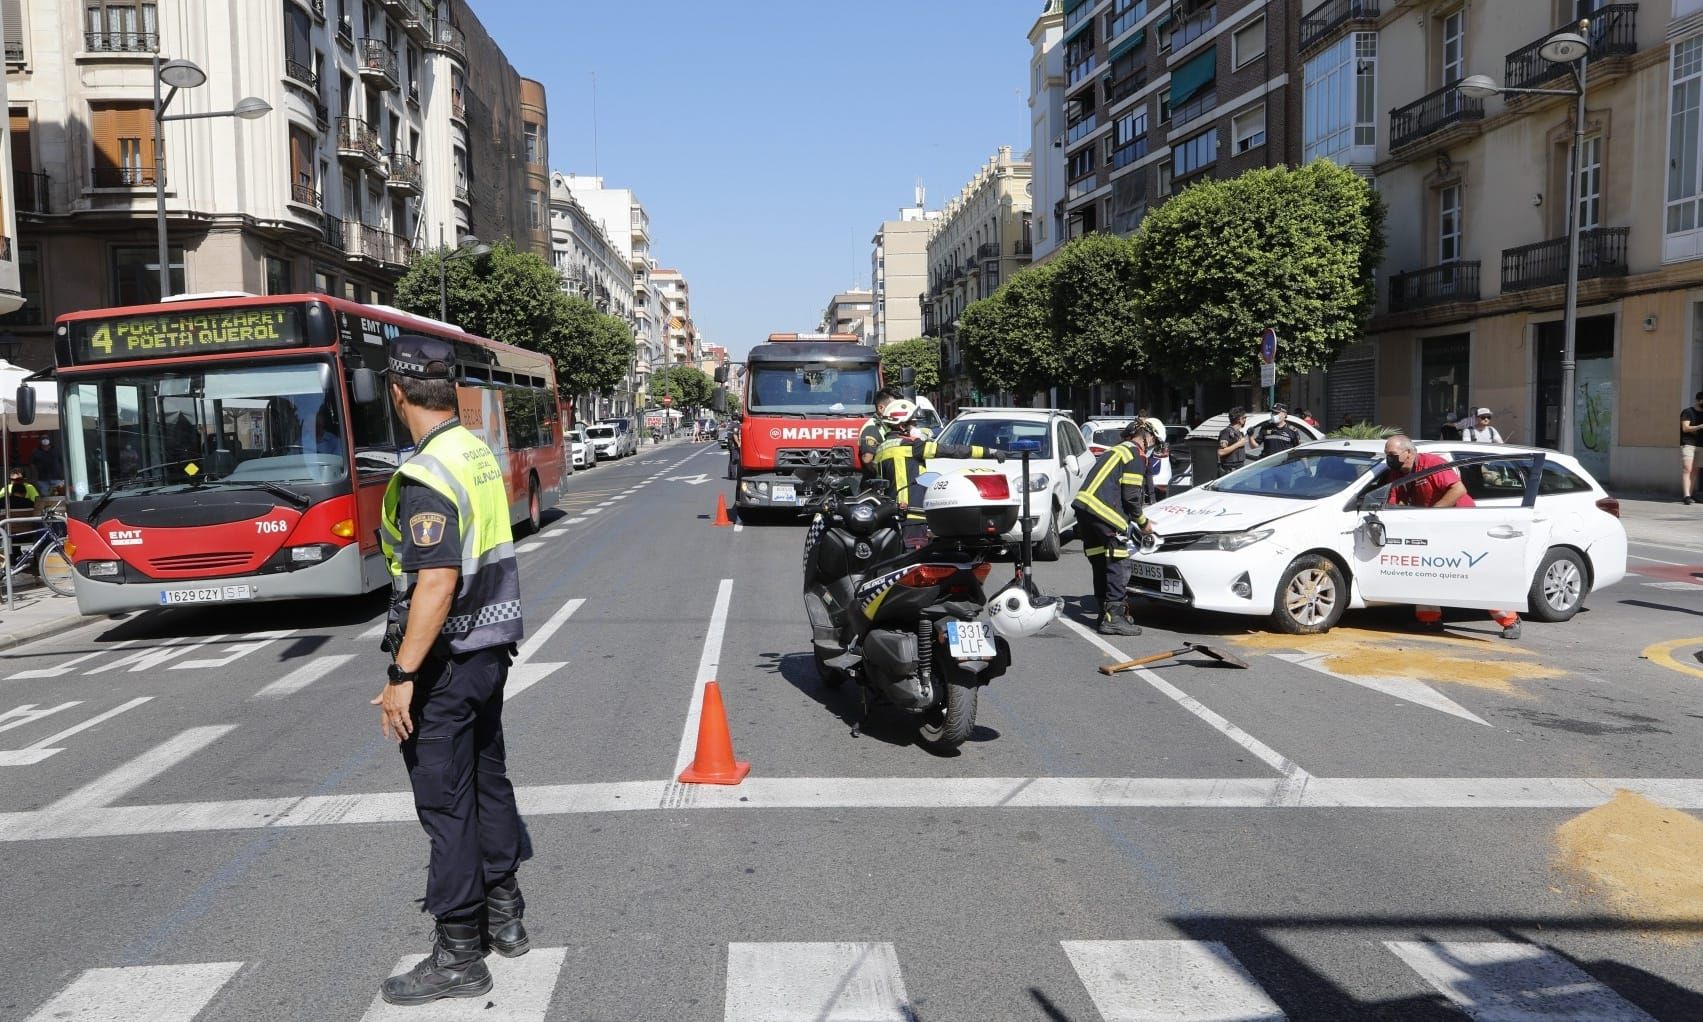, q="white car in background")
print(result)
[1080,419,1190,496]
[1131,440,1626,633]
[599,418,638,457]
[927,407,1091,560]
[585,424,620,462]
[568,427,592,470]
[1169,411,1328,493]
